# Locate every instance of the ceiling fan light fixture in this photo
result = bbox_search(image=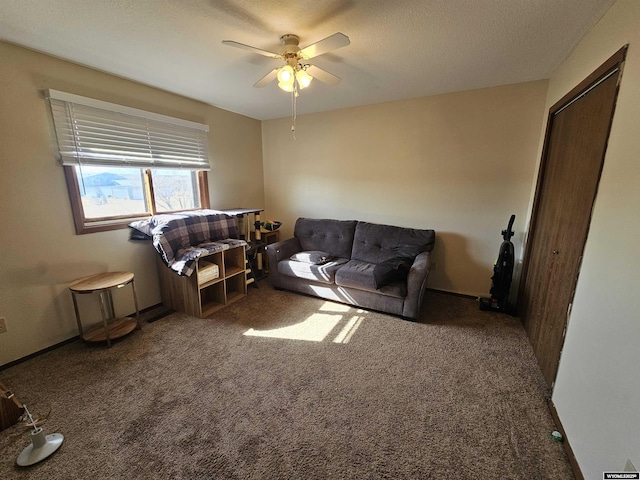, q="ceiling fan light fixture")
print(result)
[223,32,350,135]
[277,65,294,84]
[277,81,294,92]
[296,69,313,89]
